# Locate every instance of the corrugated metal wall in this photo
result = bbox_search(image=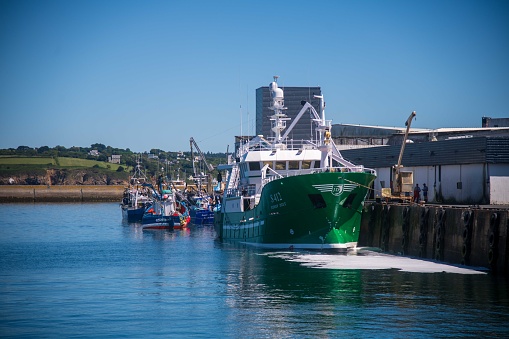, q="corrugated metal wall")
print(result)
[486,138,509,163]
[339,137,509,168]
